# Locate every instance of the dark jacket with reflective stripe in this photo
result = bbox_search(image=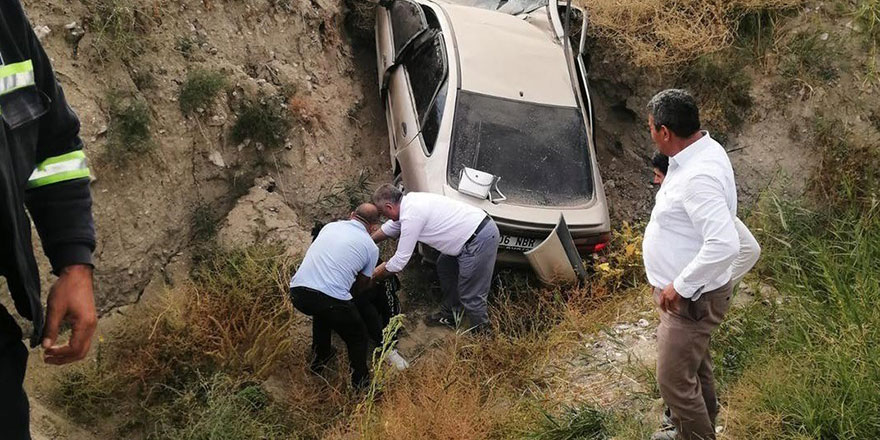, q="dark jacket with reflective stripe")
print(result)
[0,0,95,346]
